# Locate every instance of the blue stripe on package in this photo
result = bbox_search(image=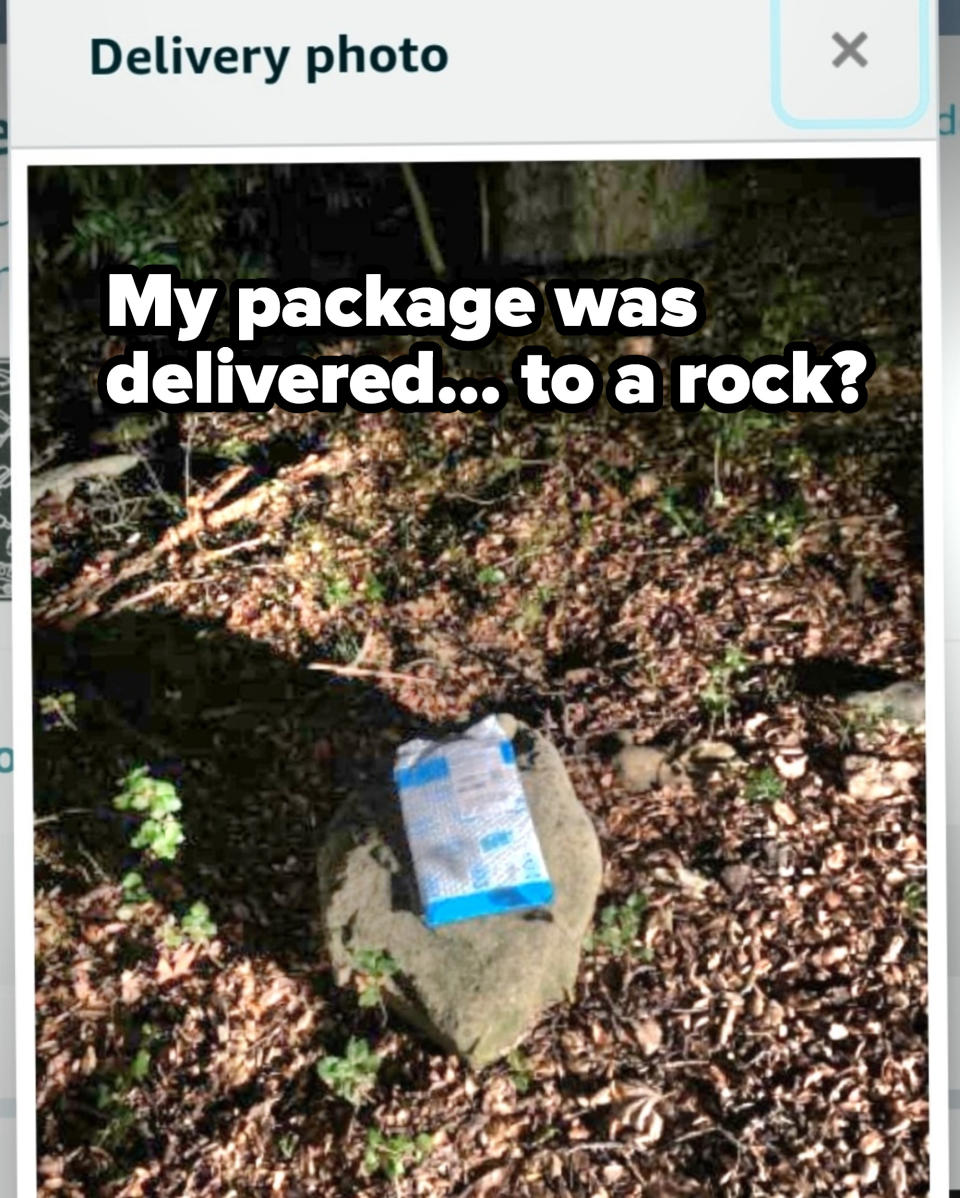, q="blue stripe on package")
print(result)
[394,715,554,928]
